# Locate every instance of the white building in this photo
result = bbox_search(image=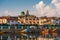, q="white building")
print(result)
[53,18,60,25]
[7,17,18,25]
